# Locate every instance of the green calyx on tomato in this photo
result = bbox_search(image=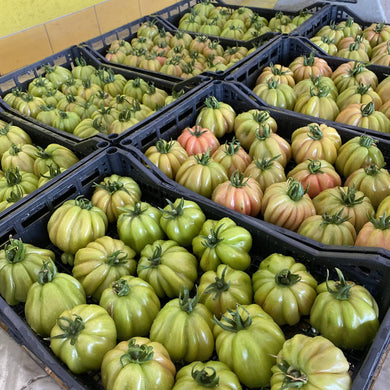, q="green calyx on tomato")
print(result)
[191,365,220,387]
[4,167,23,186]
[201,224,225,248]
[223,137,241,156]
[266,78,281,89]
[194,150,213,165]
[159,197,186,220]
[120,339,154,366]
[93,179,131,196]
[155,139,176,154]
[359,134,378,148]
[286,178,308,201]
[7,143,22,156]
[204,96,222,109]
[204,265,231,299]
[73,195,94,210]
[310,85,331,97]
[214,304,252,332]
[4,238,26,263]
[335,185,365,206]
[49,314,86,345]
[275,269,302,286]
[179,286,201,314]
[255,124,273,140]
[139,244,164,269]
[252,110,272,125]
[36,259,56,284]
[326,268,354,300]
[321,209,350,226]
[228,170,251,188]
[307,124,324,140]
[361,101,375,116]
[364,163,382,176]
[303,51,316,66]
[307,159,323,174]
[276,358,308,389]
[368,212,390,230]
[254,154,281,170]
[112,278,131,296]
[106,250,129,266]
